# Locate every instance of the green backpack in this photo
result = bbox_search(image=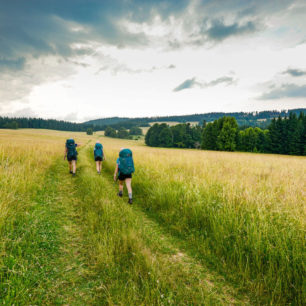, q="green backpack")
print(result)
[118,149,135,175]
[94,143,103,158]
[66,139,77,159]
